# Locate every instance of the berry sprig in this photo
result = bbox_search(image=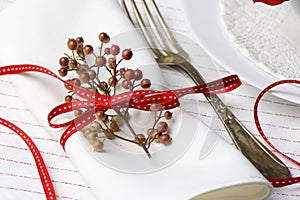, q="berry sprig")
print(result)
[58,32,174,157]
